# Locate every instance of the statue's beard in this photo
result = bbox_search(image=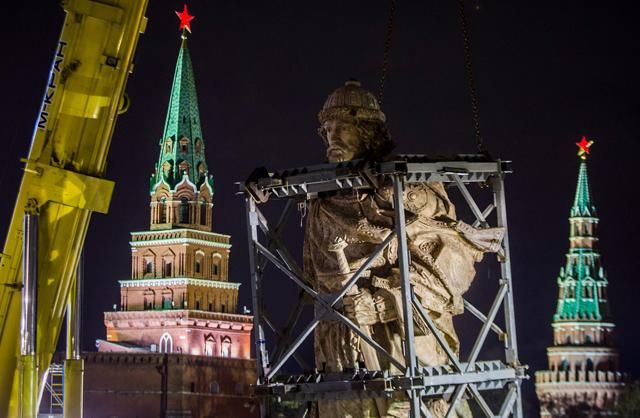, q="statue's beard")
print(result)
[327,146,355,163]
